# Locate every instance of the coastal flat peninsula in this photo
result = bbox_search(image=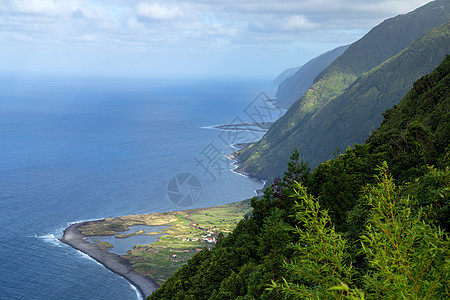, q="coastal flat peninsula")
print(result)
[60,200,252,298]
[61,222,159,298]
